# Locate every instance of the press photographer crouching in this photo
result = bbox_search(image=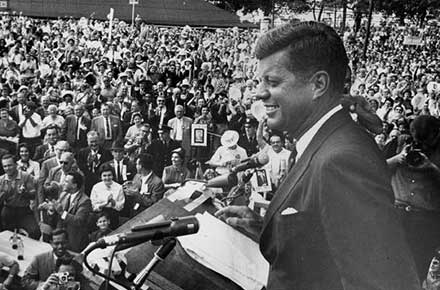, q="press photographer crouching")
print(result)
[41,256,84,290]
[387,115,440,280]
